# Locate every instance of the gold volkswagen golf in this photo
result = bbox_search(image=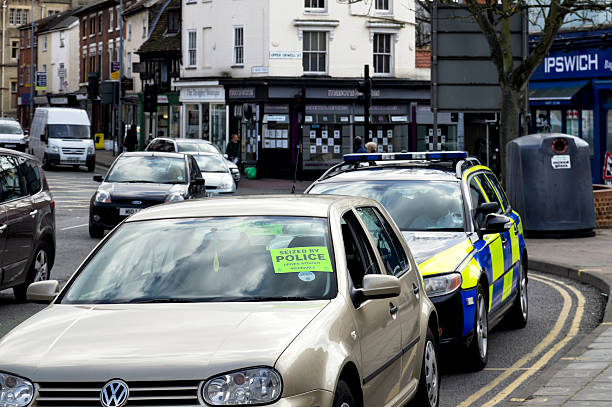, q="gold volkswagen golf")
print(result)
[0,195,439,407]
